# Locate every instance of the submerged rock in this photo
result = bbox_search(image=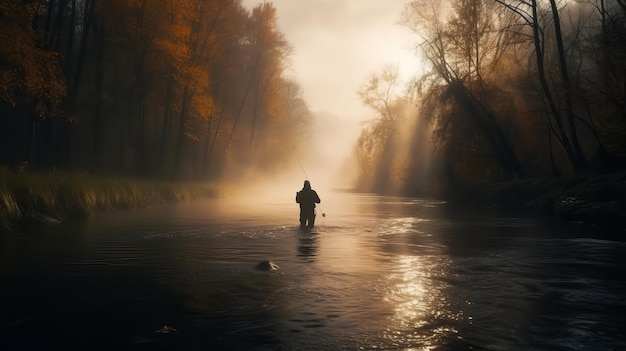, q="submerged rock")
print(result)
[255,260,280,271]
